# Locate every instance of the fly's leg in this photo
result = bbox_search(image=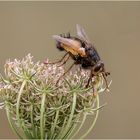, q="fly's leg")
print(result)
[44,52,69,65]
[57,54,70,67]
[92,86,97,97]
[85,69,97,97]
[85,69,94,88]
[102,72,110,92]
[56,62,75,85]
